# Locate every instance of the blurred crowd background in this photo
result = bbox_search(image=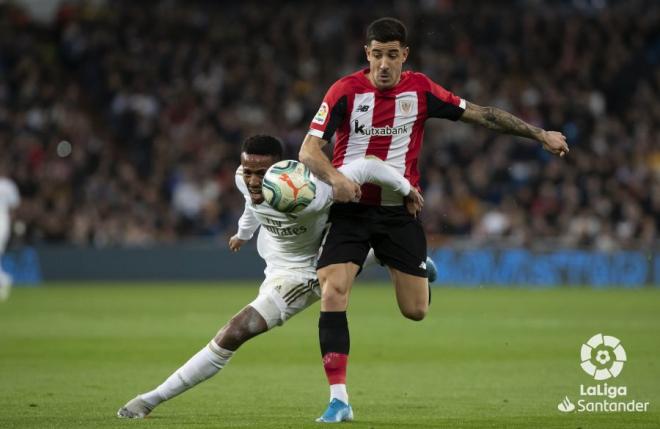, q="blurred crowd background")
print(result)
[1,0,658,250]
